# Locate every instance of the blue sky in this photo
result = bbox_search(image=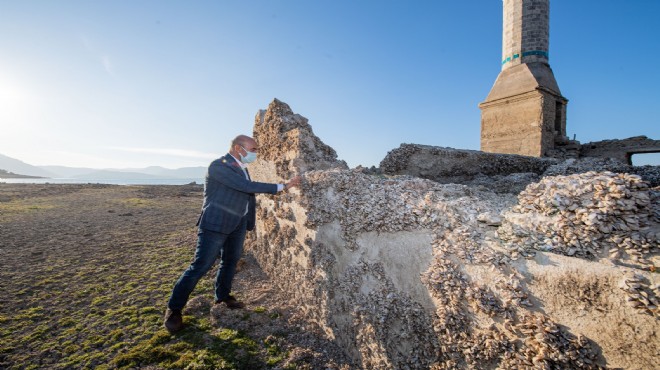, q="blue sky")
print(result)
[1,1,658,169]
